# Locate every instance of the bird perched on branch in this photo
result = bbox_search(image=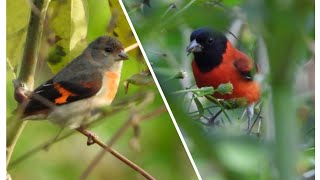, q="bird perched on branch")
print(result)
[18,36,128,128]
[186,28,261,129]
